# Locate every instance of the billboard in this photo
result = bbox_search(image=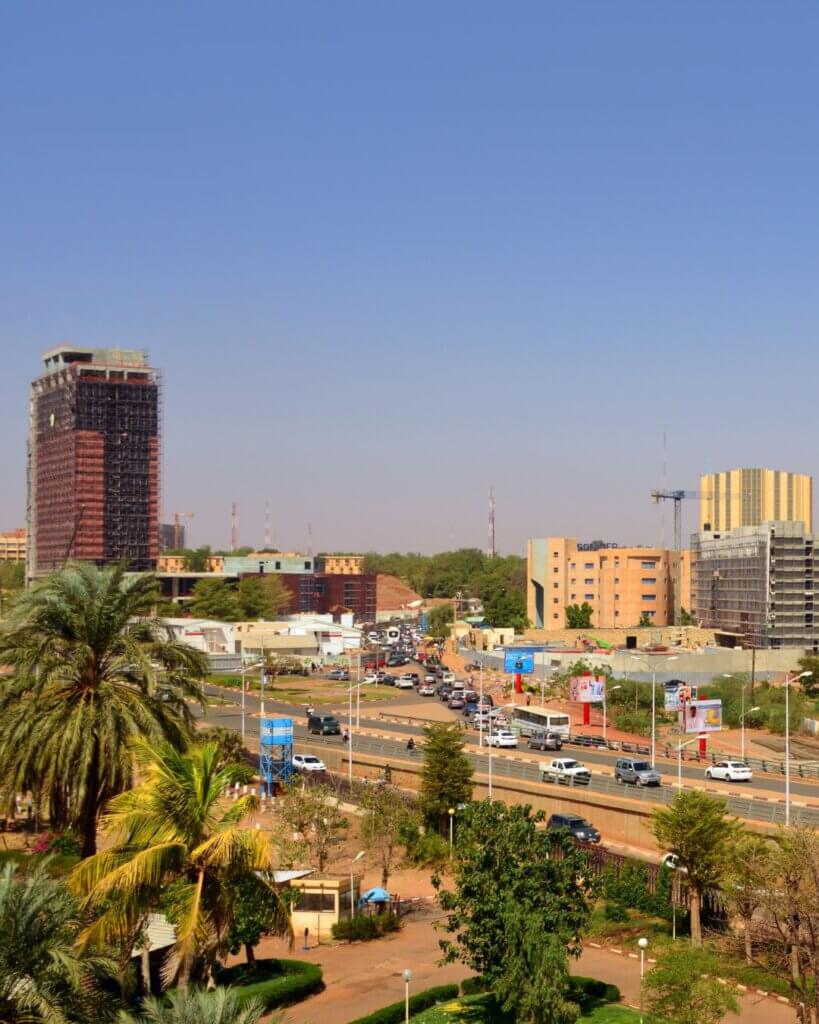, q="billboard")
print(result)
[663,681,698,711]
[569,676,607,703]
[684,699,723,734]
[504,650,535,675]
